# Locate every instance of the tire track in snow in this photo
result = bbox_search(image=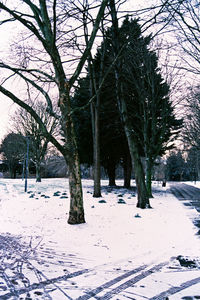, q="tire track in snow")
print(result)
[149,276,200,299]
[3,234,192,300]
[0,269,19,298]
[0,268,90,299]
[0,234,89,299]
[78,261,169,300]
[77,264,148,300]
